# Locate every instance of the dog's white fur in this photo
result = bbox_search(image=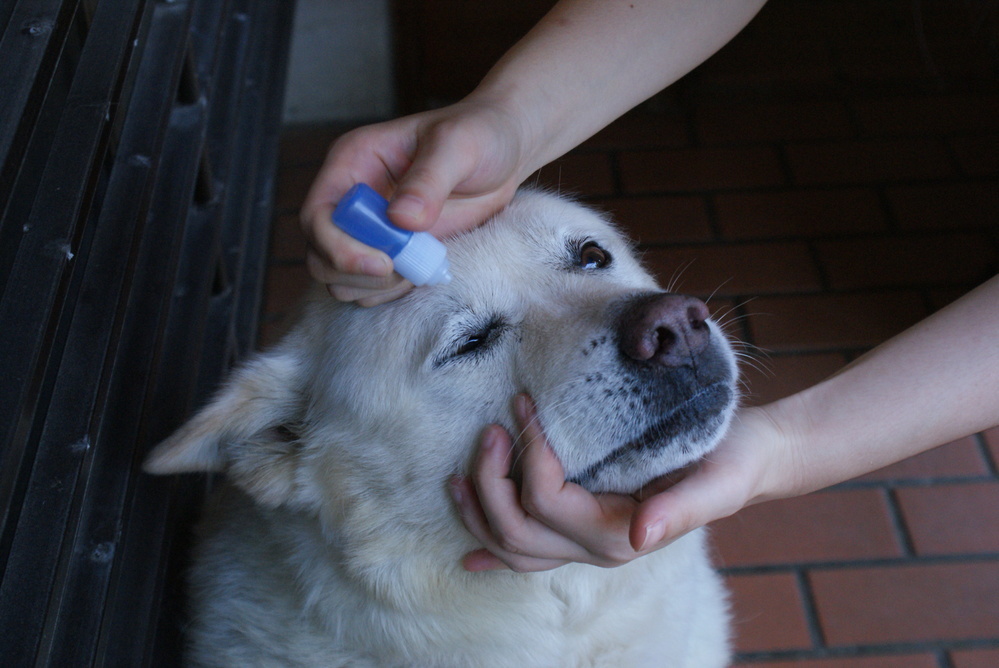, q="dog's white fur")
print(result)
[146,191,736,667]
